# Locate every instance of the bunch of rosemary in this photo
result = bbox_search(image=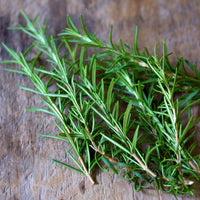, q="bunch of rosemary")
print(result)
[2,11,200,196]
